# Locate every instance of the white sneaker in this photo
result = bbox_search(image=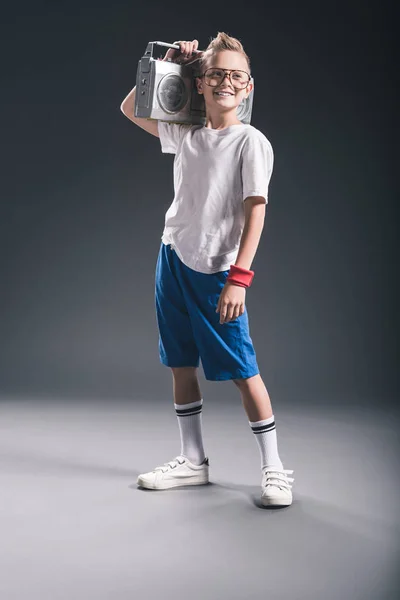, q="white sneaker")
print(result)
[260,467,294,506]
[137,455,209,490]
